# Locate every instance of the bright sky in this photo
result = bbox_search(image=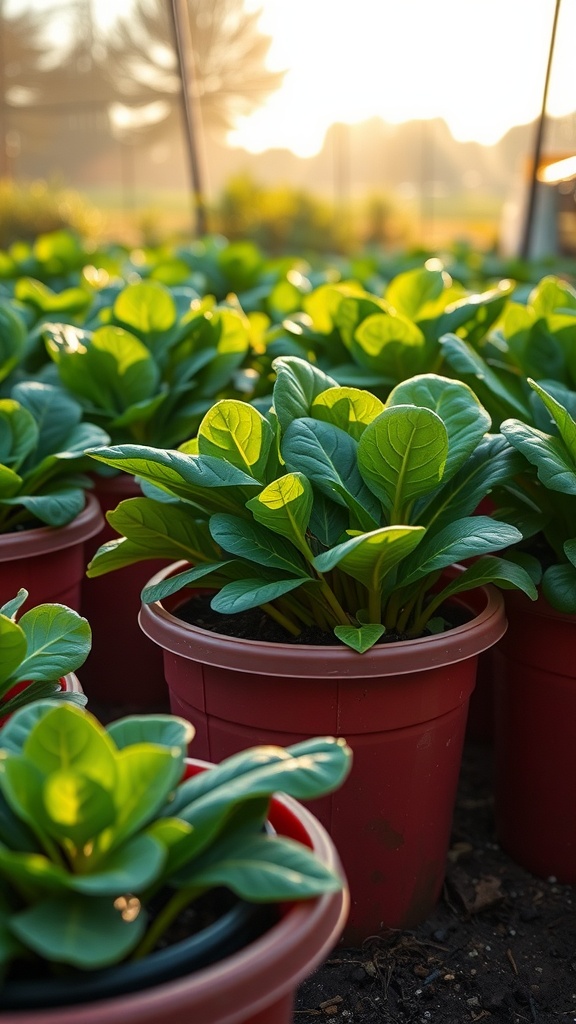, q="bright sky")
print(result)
[8,0,576,158]
[230,0,576,156]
